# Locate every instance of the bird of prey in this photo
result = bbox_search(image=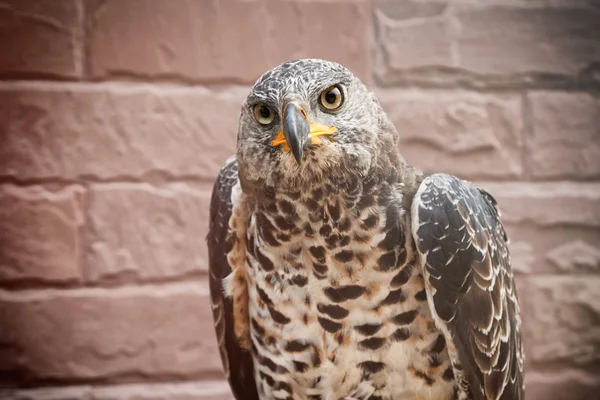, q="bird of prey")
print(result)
[208,59,524,400]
